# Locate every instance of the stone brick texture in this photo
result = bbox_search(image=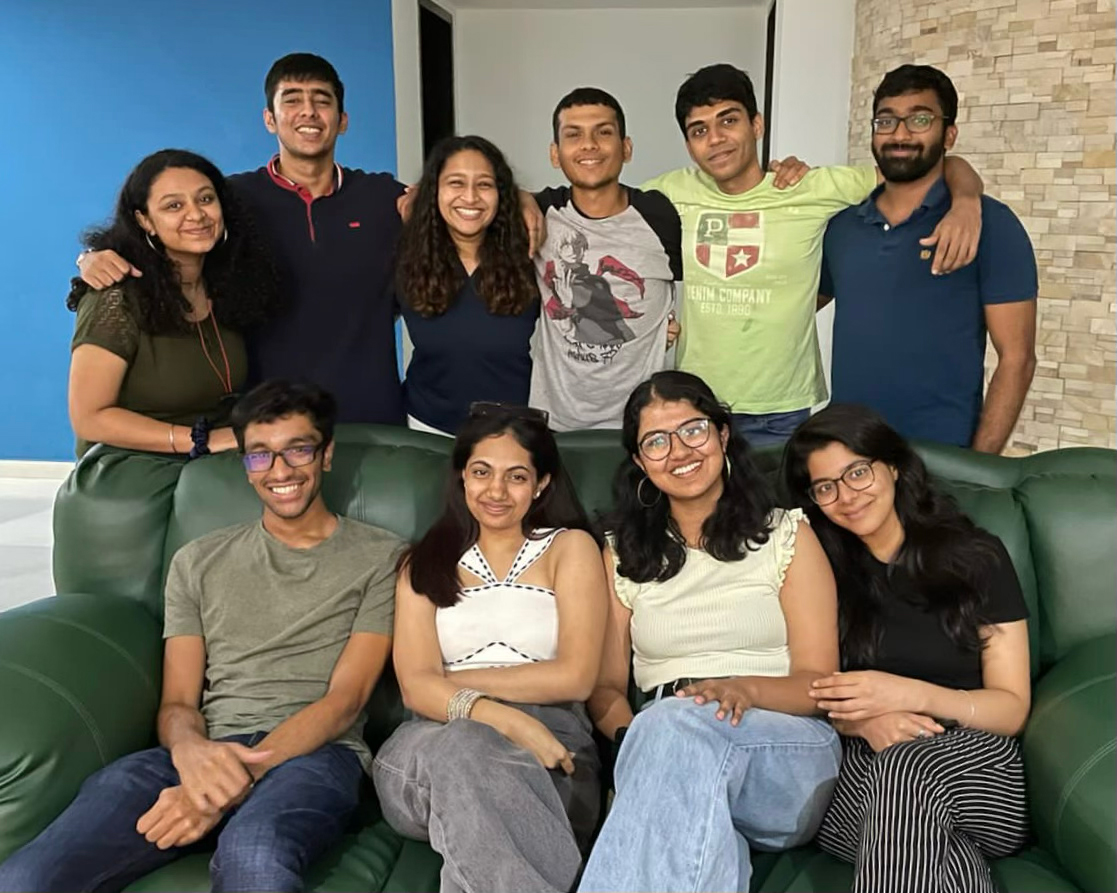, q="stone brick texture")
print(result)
[849,0,1116,453]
